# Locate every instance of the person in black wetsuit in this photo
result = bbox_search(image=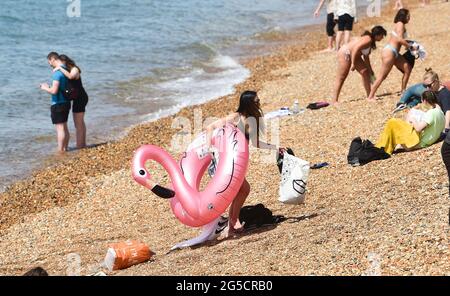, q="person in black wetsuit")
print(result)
[55,54,89,149]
